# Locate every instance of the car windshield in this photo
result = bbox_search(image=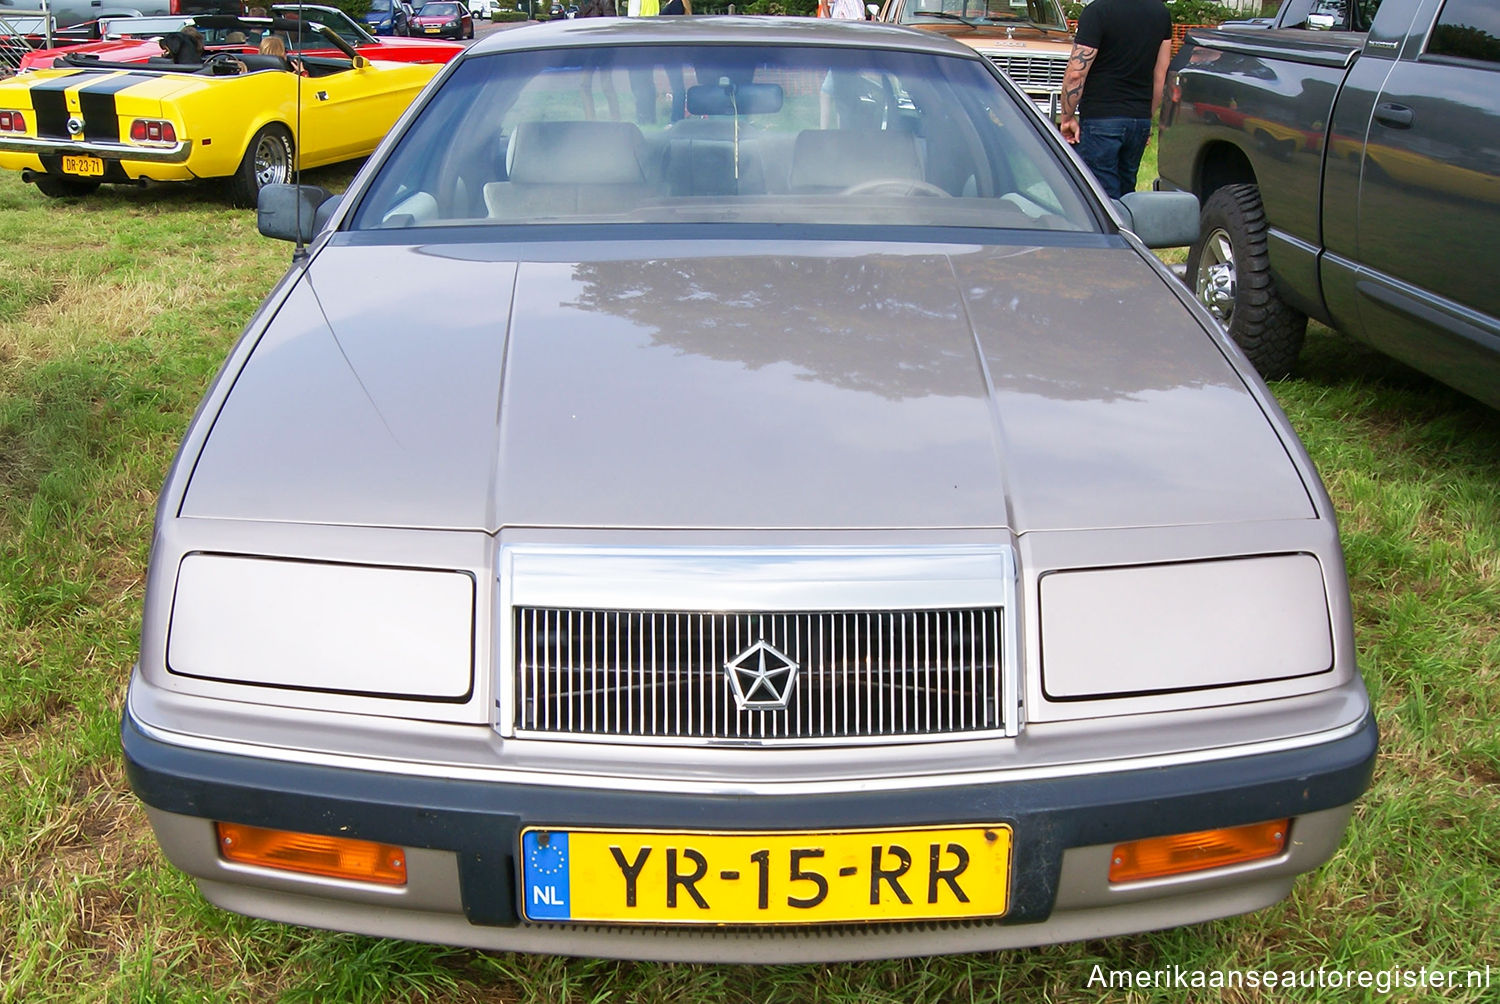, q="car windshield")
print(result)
[350,43,1095,232]
[268,8,376,46]
[899,0,1068,29]
[420,3,461,14]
